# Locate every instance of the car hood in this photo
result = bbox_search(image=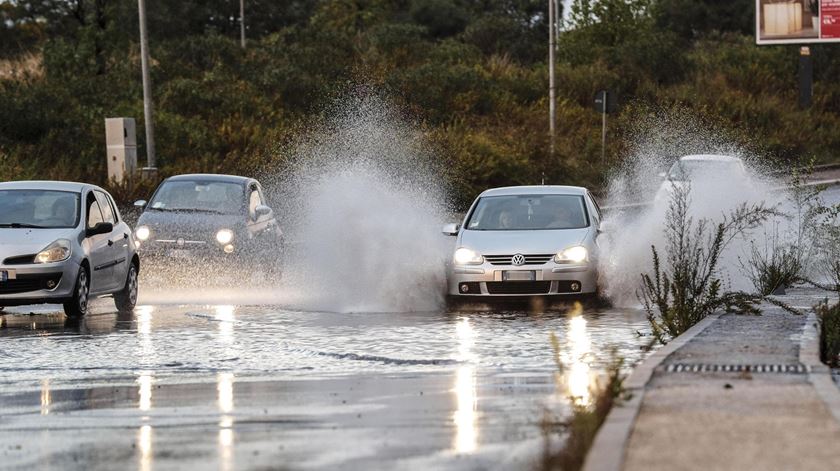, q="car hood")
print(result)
[0,228,77,261]
[459,228,591,255]
[137,211,245,239]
